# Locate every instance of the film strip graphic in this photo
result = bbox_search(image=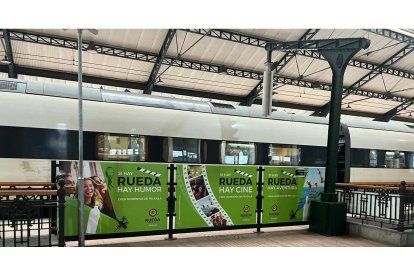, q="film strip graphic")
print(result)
[182,165,233,227]
[281,170,295,178]
[234,169,252,178]
[201,165,233,226]
[137,167,161,177]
